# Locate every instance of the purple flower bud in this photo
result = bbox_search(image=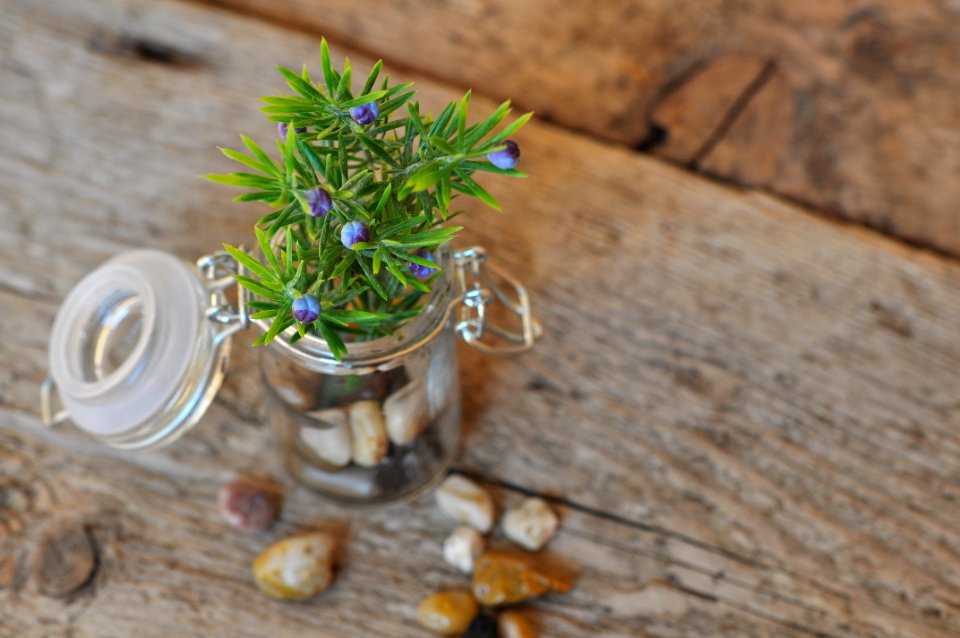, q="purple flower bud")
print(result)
[349,101,379,126]
[305,188,332,217]
[408,250,437,279]
[277,122,307,138]
[487,139,520,169]
[340,220,370,249]
[292,294,321,324]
